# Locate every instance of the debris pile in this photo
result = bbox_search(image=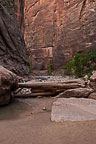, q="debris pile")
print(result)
[15,73,96,100]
